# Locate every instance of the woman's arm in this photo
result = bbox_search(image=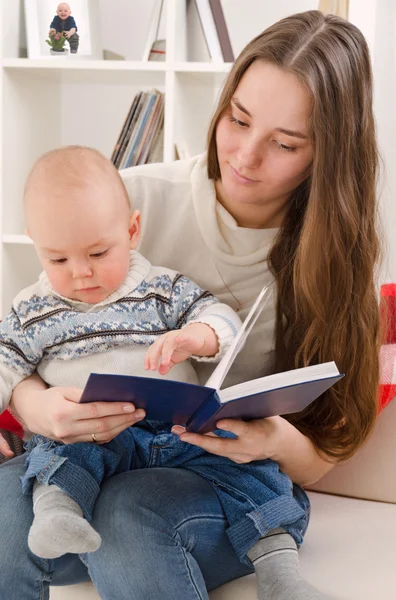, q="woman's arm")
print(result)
[9,373,47,429]
[173,415,335,486]
[267,416,335,485]
[9,374,146,443]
